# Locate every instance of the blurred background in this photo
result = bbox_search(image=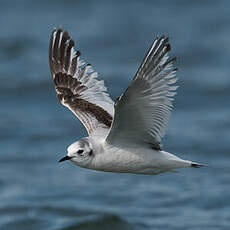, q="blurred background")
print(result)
[1,0,230,229]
